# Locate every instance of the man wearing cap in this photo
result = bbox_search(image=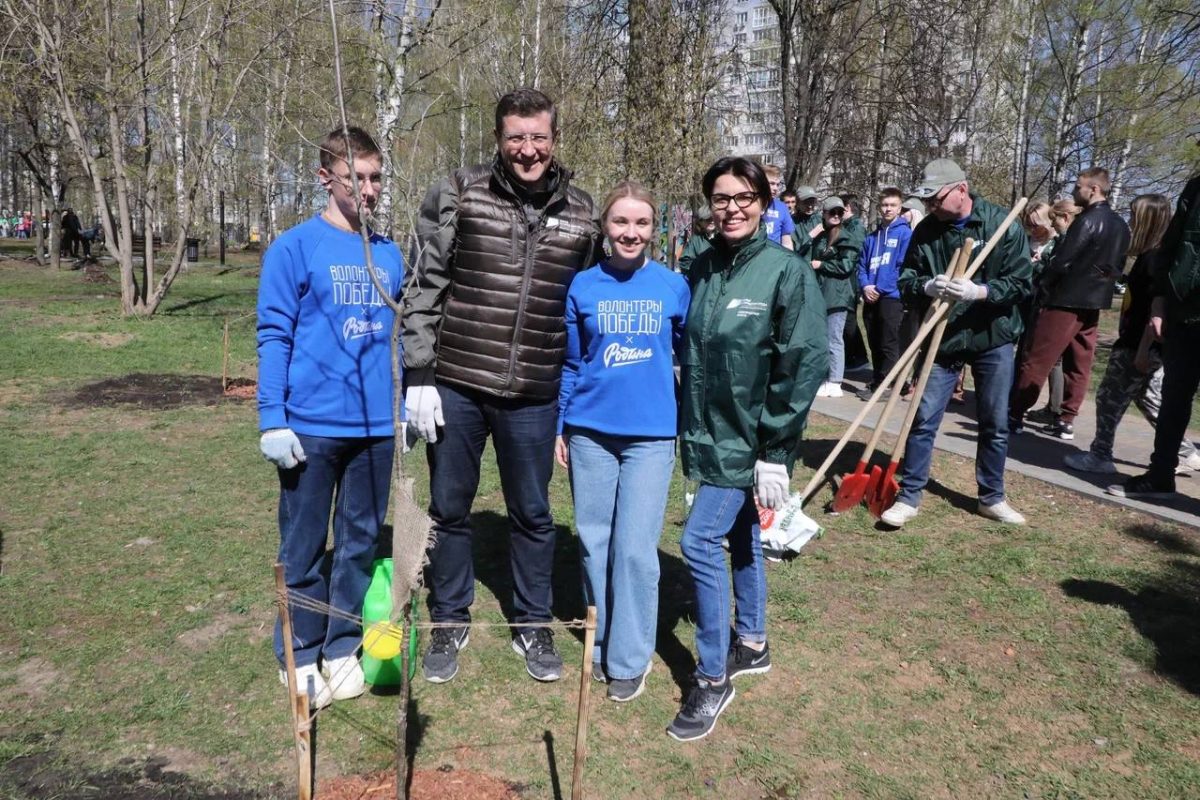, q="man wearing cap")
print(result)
[791,185,822,257]
[856,187,914,399]
[679,206,715,277]
[880,158,1032,528]
[1009,167,1131,441]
